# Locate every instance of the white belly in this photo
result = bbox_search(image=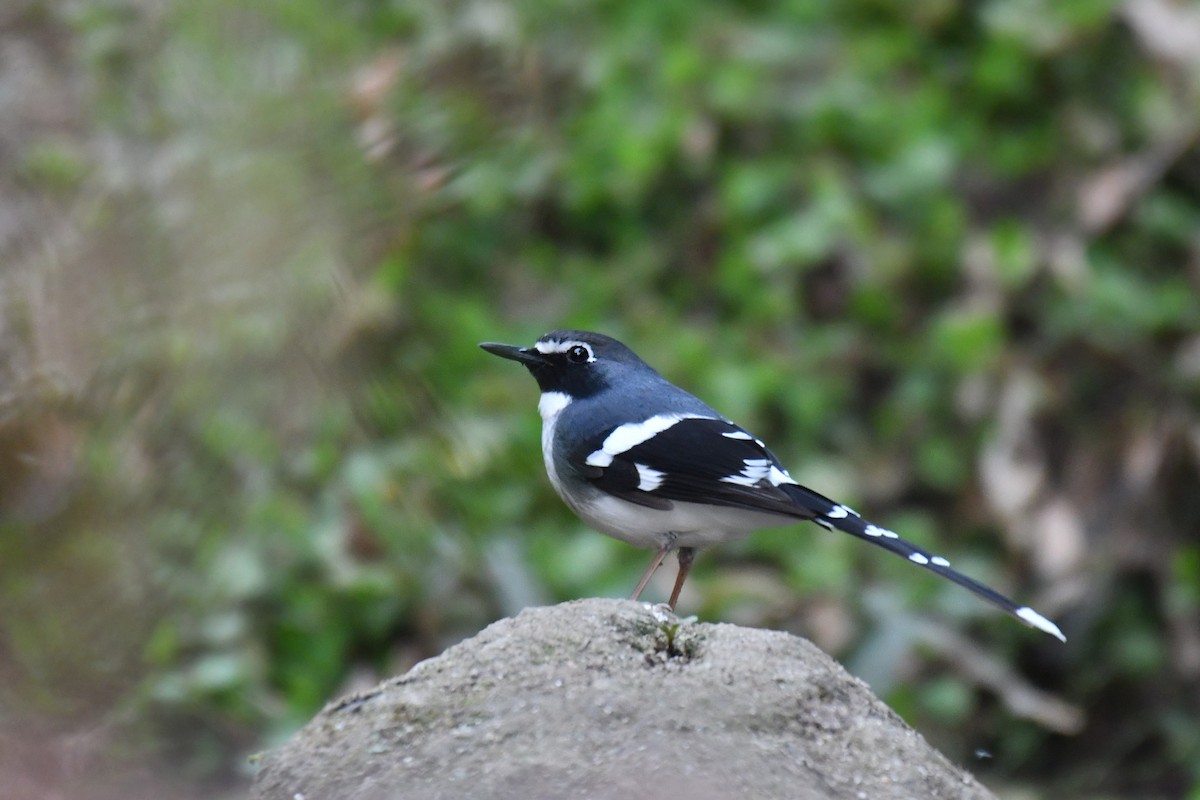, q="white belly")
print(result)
[572,492,792,550]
